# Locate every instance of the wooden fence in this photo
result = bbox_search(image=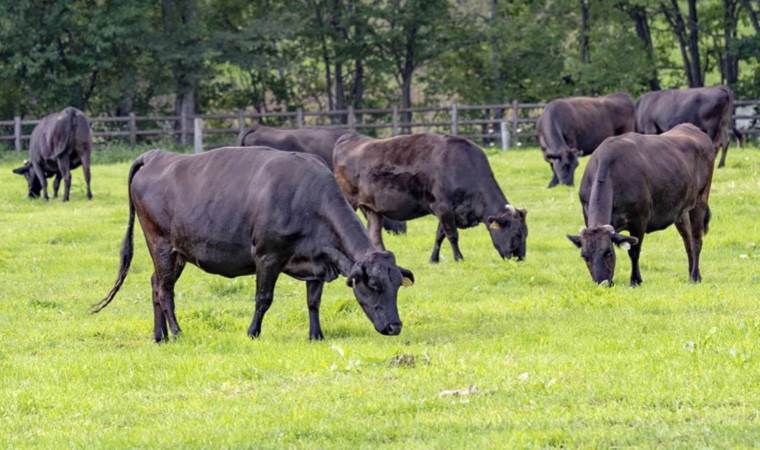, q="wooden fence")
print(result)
[3,99,760,153]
